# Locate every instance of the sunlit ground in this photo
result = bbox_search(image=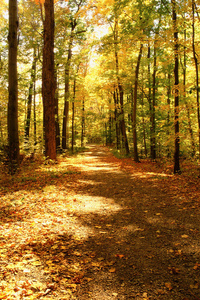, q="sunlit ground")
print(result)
[0,148,200,299]
[0,151,125,299]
